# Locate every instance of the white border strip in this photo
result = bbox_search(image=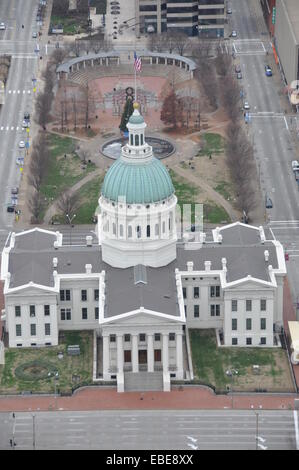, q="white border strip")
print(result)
[294,410,299,450]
